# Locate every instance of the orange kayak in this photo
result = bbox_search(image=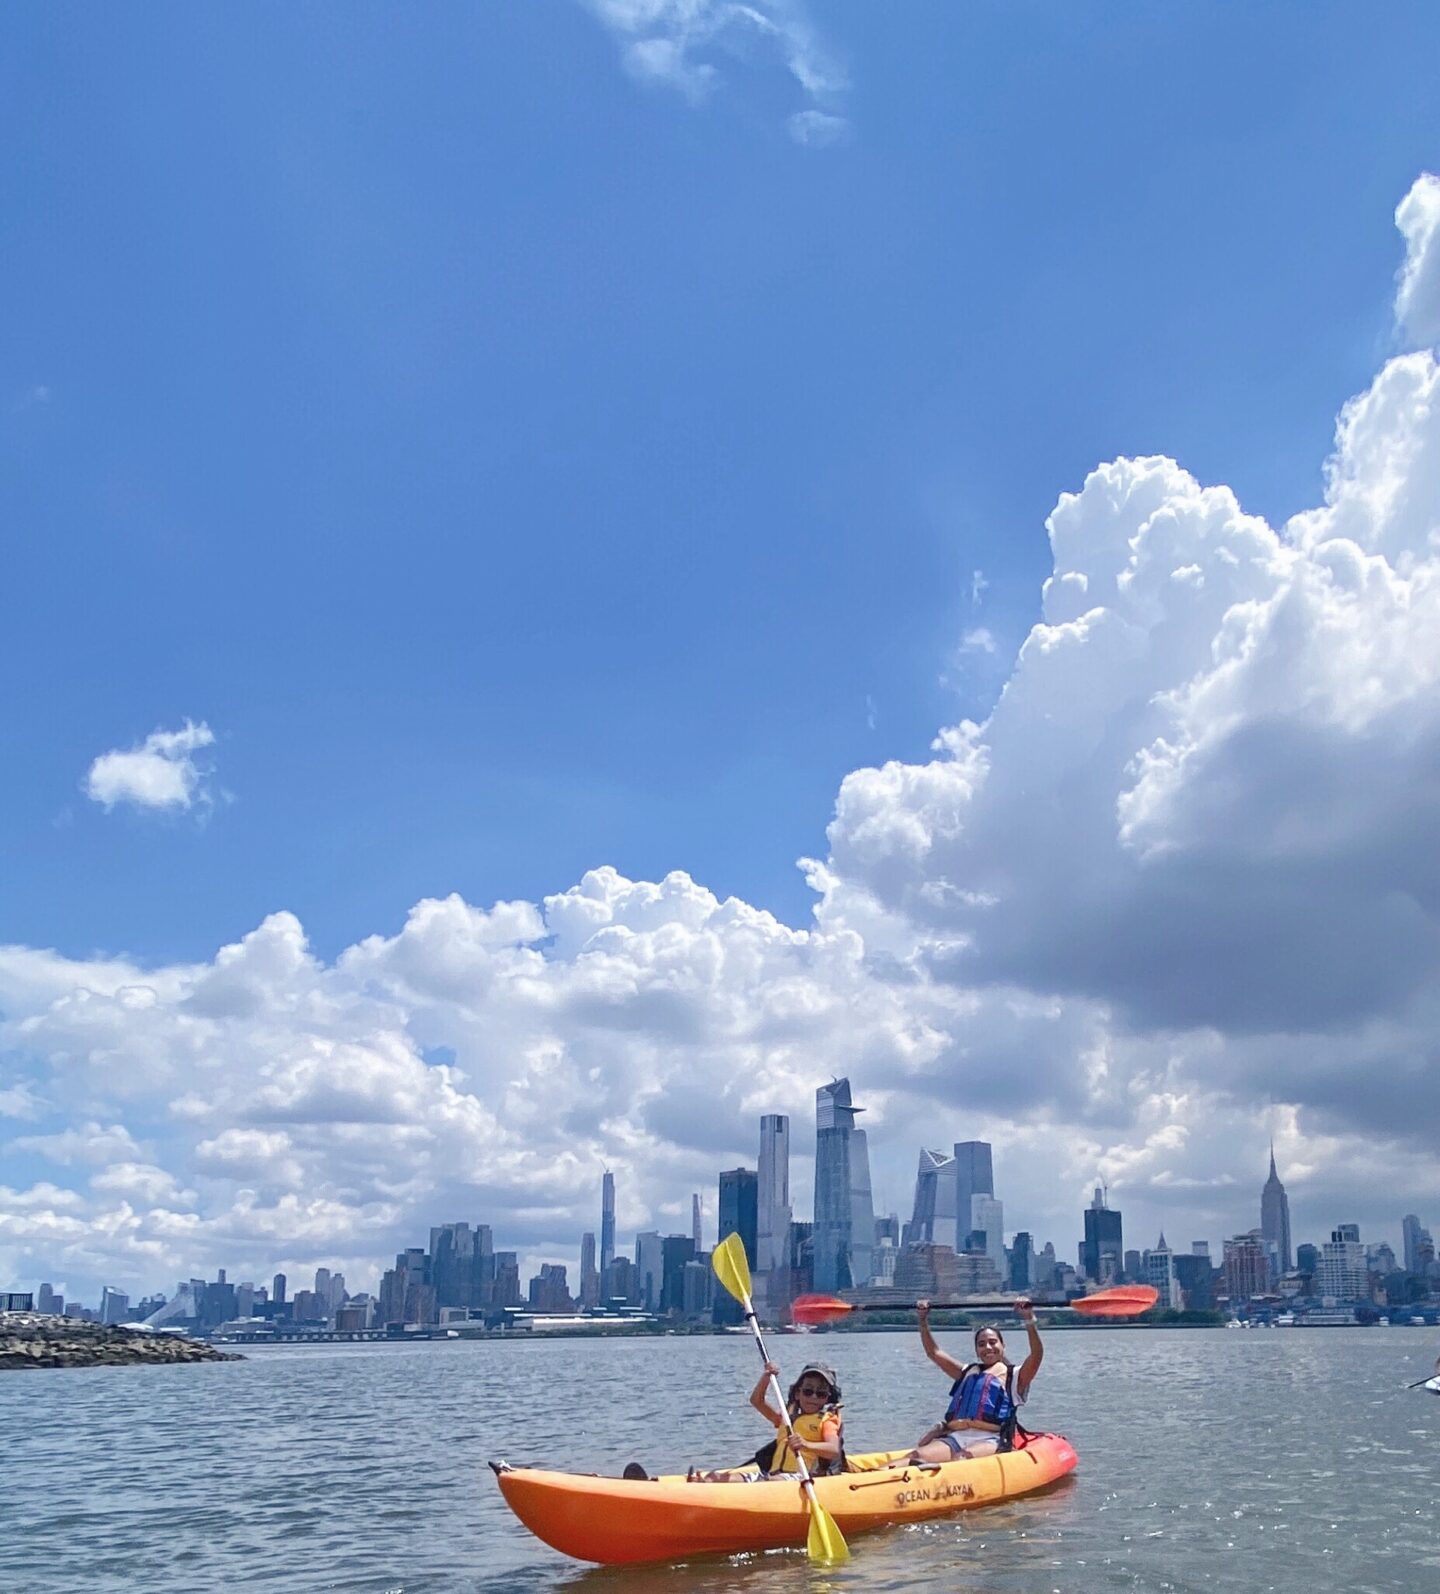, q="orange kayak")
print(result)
[492,1433,1078,1564]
